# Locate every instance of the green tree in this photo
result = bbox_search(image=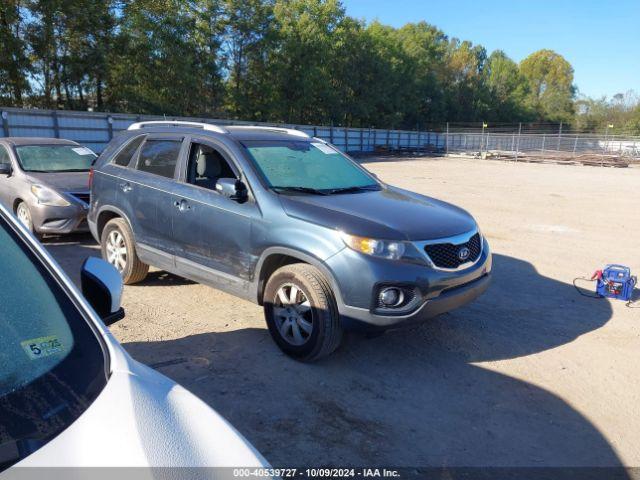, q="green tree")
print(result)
[266,0,345,124]
[0,0,31,105]
[519,49,575,122]
[222,0,275,119]
[484,50,531,121]
[107,0,222,115]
